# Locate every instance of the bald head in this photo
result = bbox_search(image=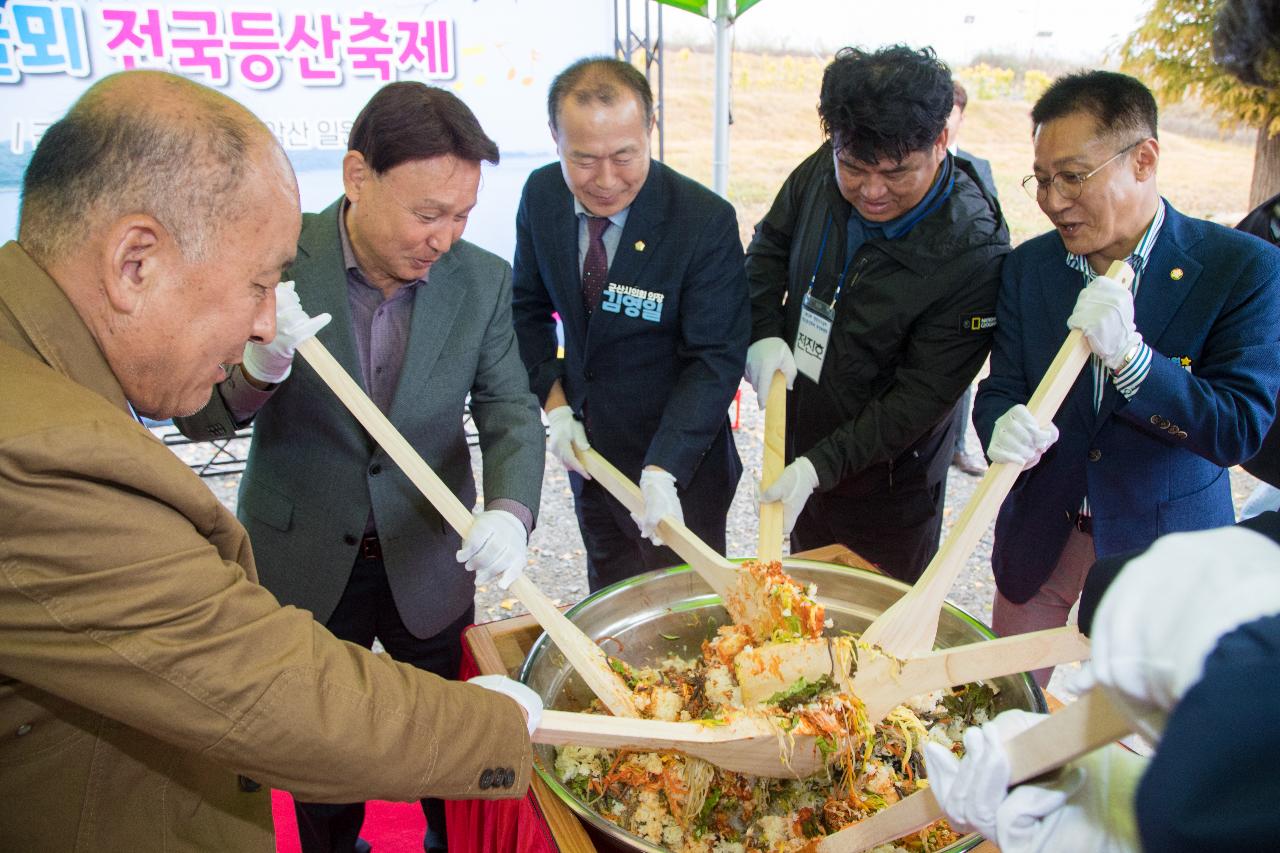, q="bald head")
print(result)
[17,70,302,420]
[19,70,295,266]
